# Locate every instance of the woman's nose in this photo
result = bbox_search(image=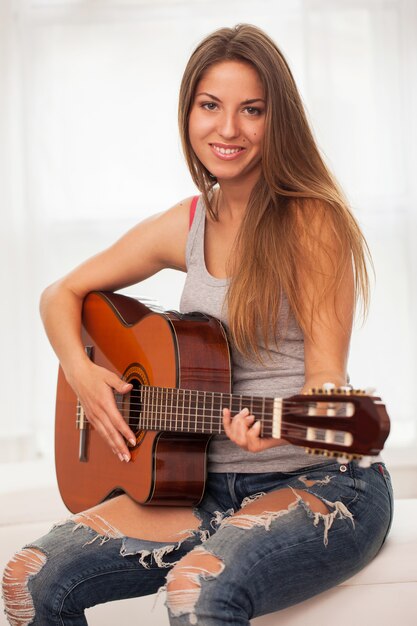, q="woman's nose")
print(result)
[217,112,239,139]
